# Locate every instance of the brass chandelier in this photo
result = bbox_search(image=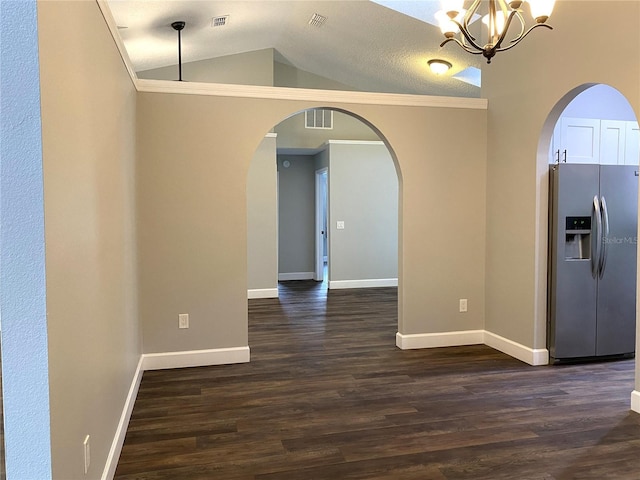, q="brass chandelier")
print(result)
[437,0,555,63]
